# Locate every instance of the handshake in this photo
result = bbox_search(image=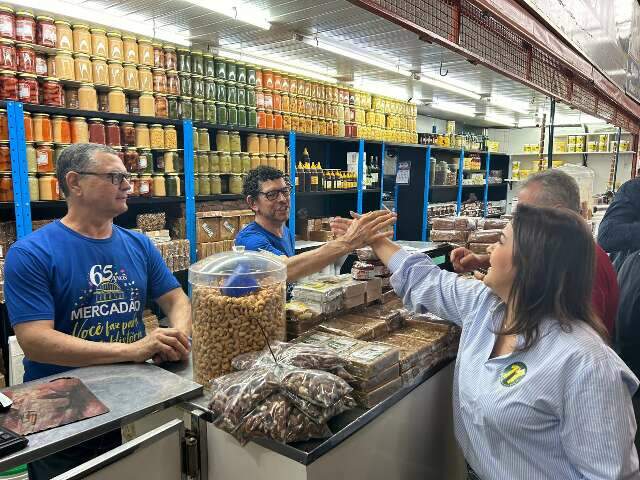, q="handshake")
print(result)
[329,210,397,251]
